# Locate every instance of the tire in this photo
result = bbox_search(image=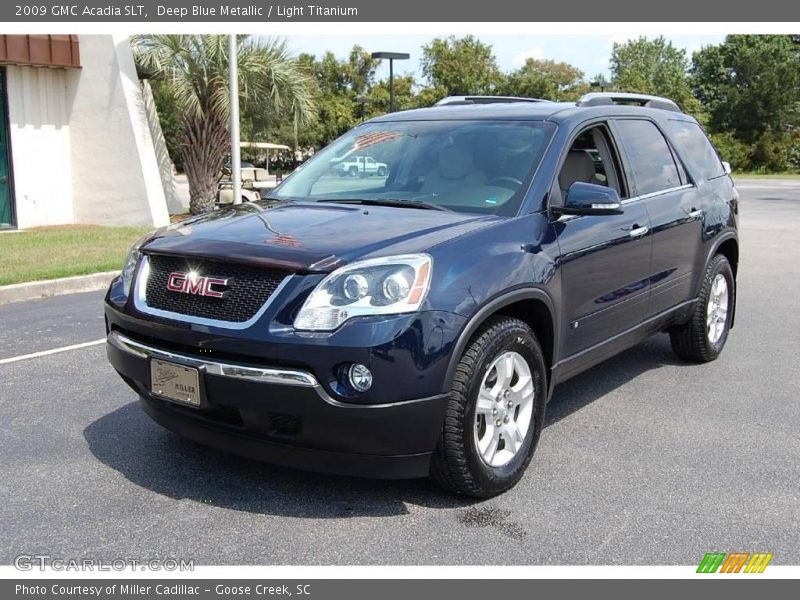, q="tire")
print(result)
[349,167,358,177]
[377,166,387,176]
[669,254,734,363]
[430,316,547,498]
